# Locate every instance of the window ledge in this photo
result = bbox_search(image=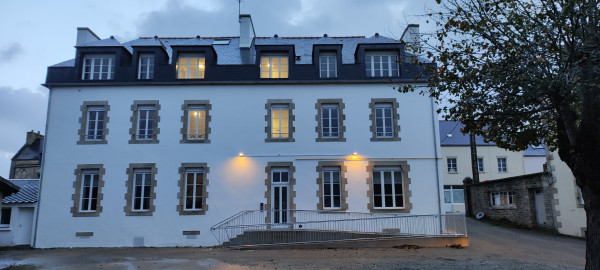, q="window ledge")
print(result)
[0,227,11,231]
[448,172,458,174]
